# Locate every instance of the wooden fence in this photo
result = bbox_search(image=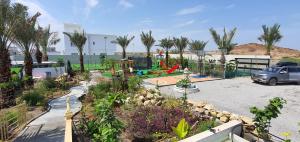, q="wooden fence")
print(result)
[0,103,27,141]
